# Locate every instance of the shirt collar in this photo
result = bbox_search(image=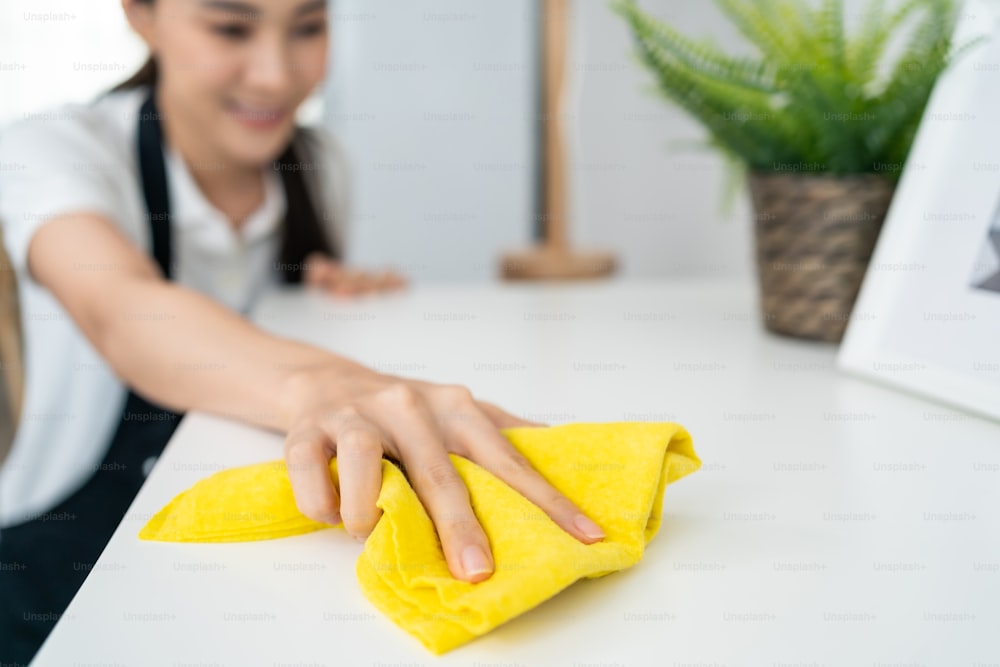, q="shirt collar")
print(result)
[163,142,286,247]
